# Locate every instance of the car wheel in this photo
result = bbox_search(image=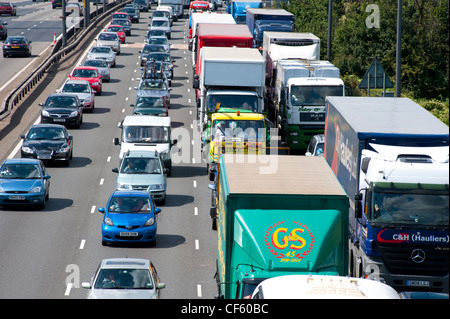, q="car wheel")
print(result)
[102,240,108,246]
